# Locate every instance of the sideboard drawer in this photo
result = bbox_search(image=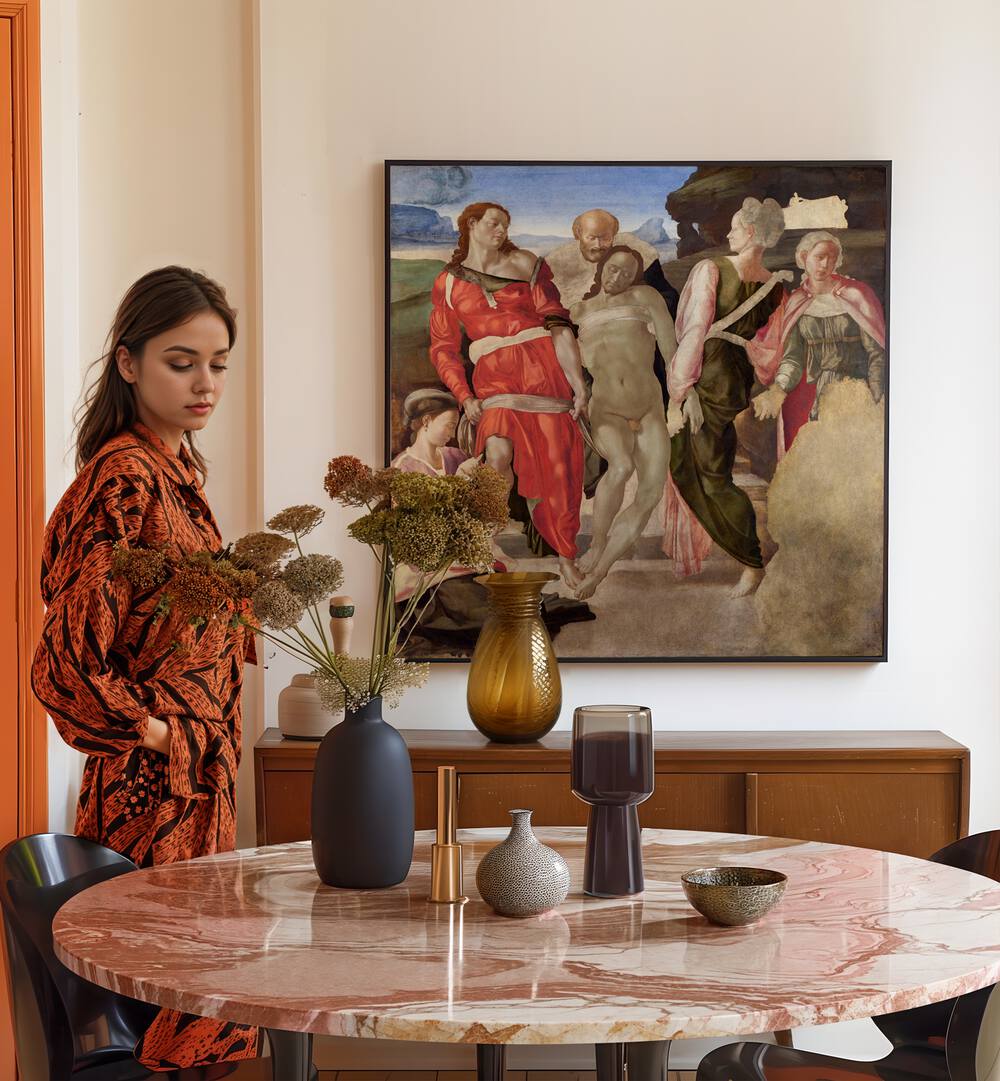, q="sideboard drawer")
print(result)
[751,772,961,858]
[644,773,745,833]
[457,772,587,827]
[261,770,311,844]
